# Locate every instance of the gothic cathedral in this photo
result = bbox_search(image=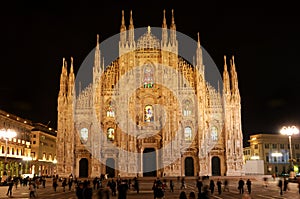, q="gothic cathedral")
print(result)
[56,10,245,178]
